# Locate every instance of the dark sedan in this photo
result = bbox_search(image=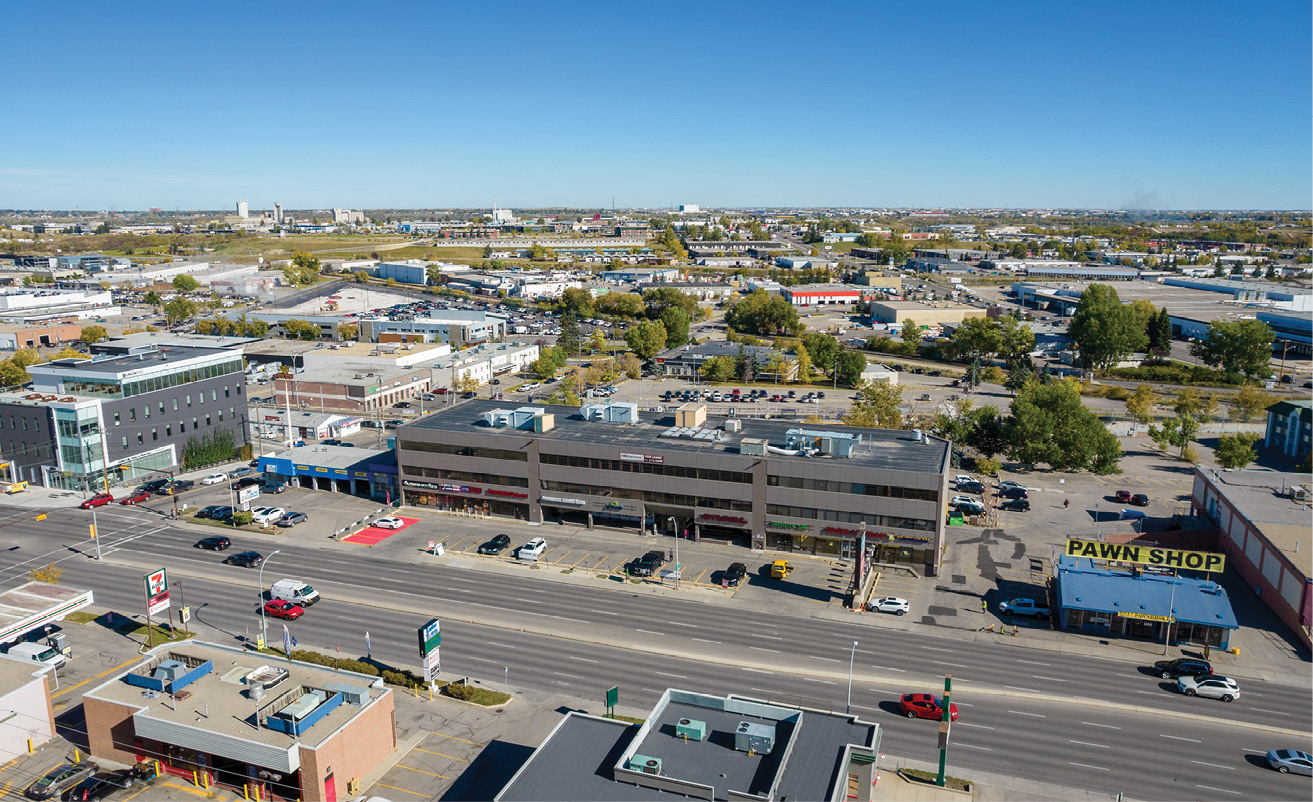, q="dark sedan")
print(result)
[195,535,231,550]
[1153,657,1213,679]
[60,771,133,802]
[25,763,98,800]
[722,562,747,587]
[998,487,1029,500]
[478,535,512,555]
[225,550,263,568]
[1000,498,1030,512]
[1130,493,1150,506]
